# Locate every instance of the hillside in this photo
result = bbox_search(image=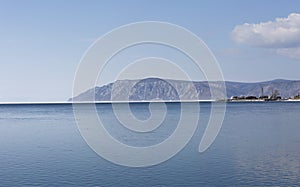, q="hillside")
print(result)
[70,78,300,101]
